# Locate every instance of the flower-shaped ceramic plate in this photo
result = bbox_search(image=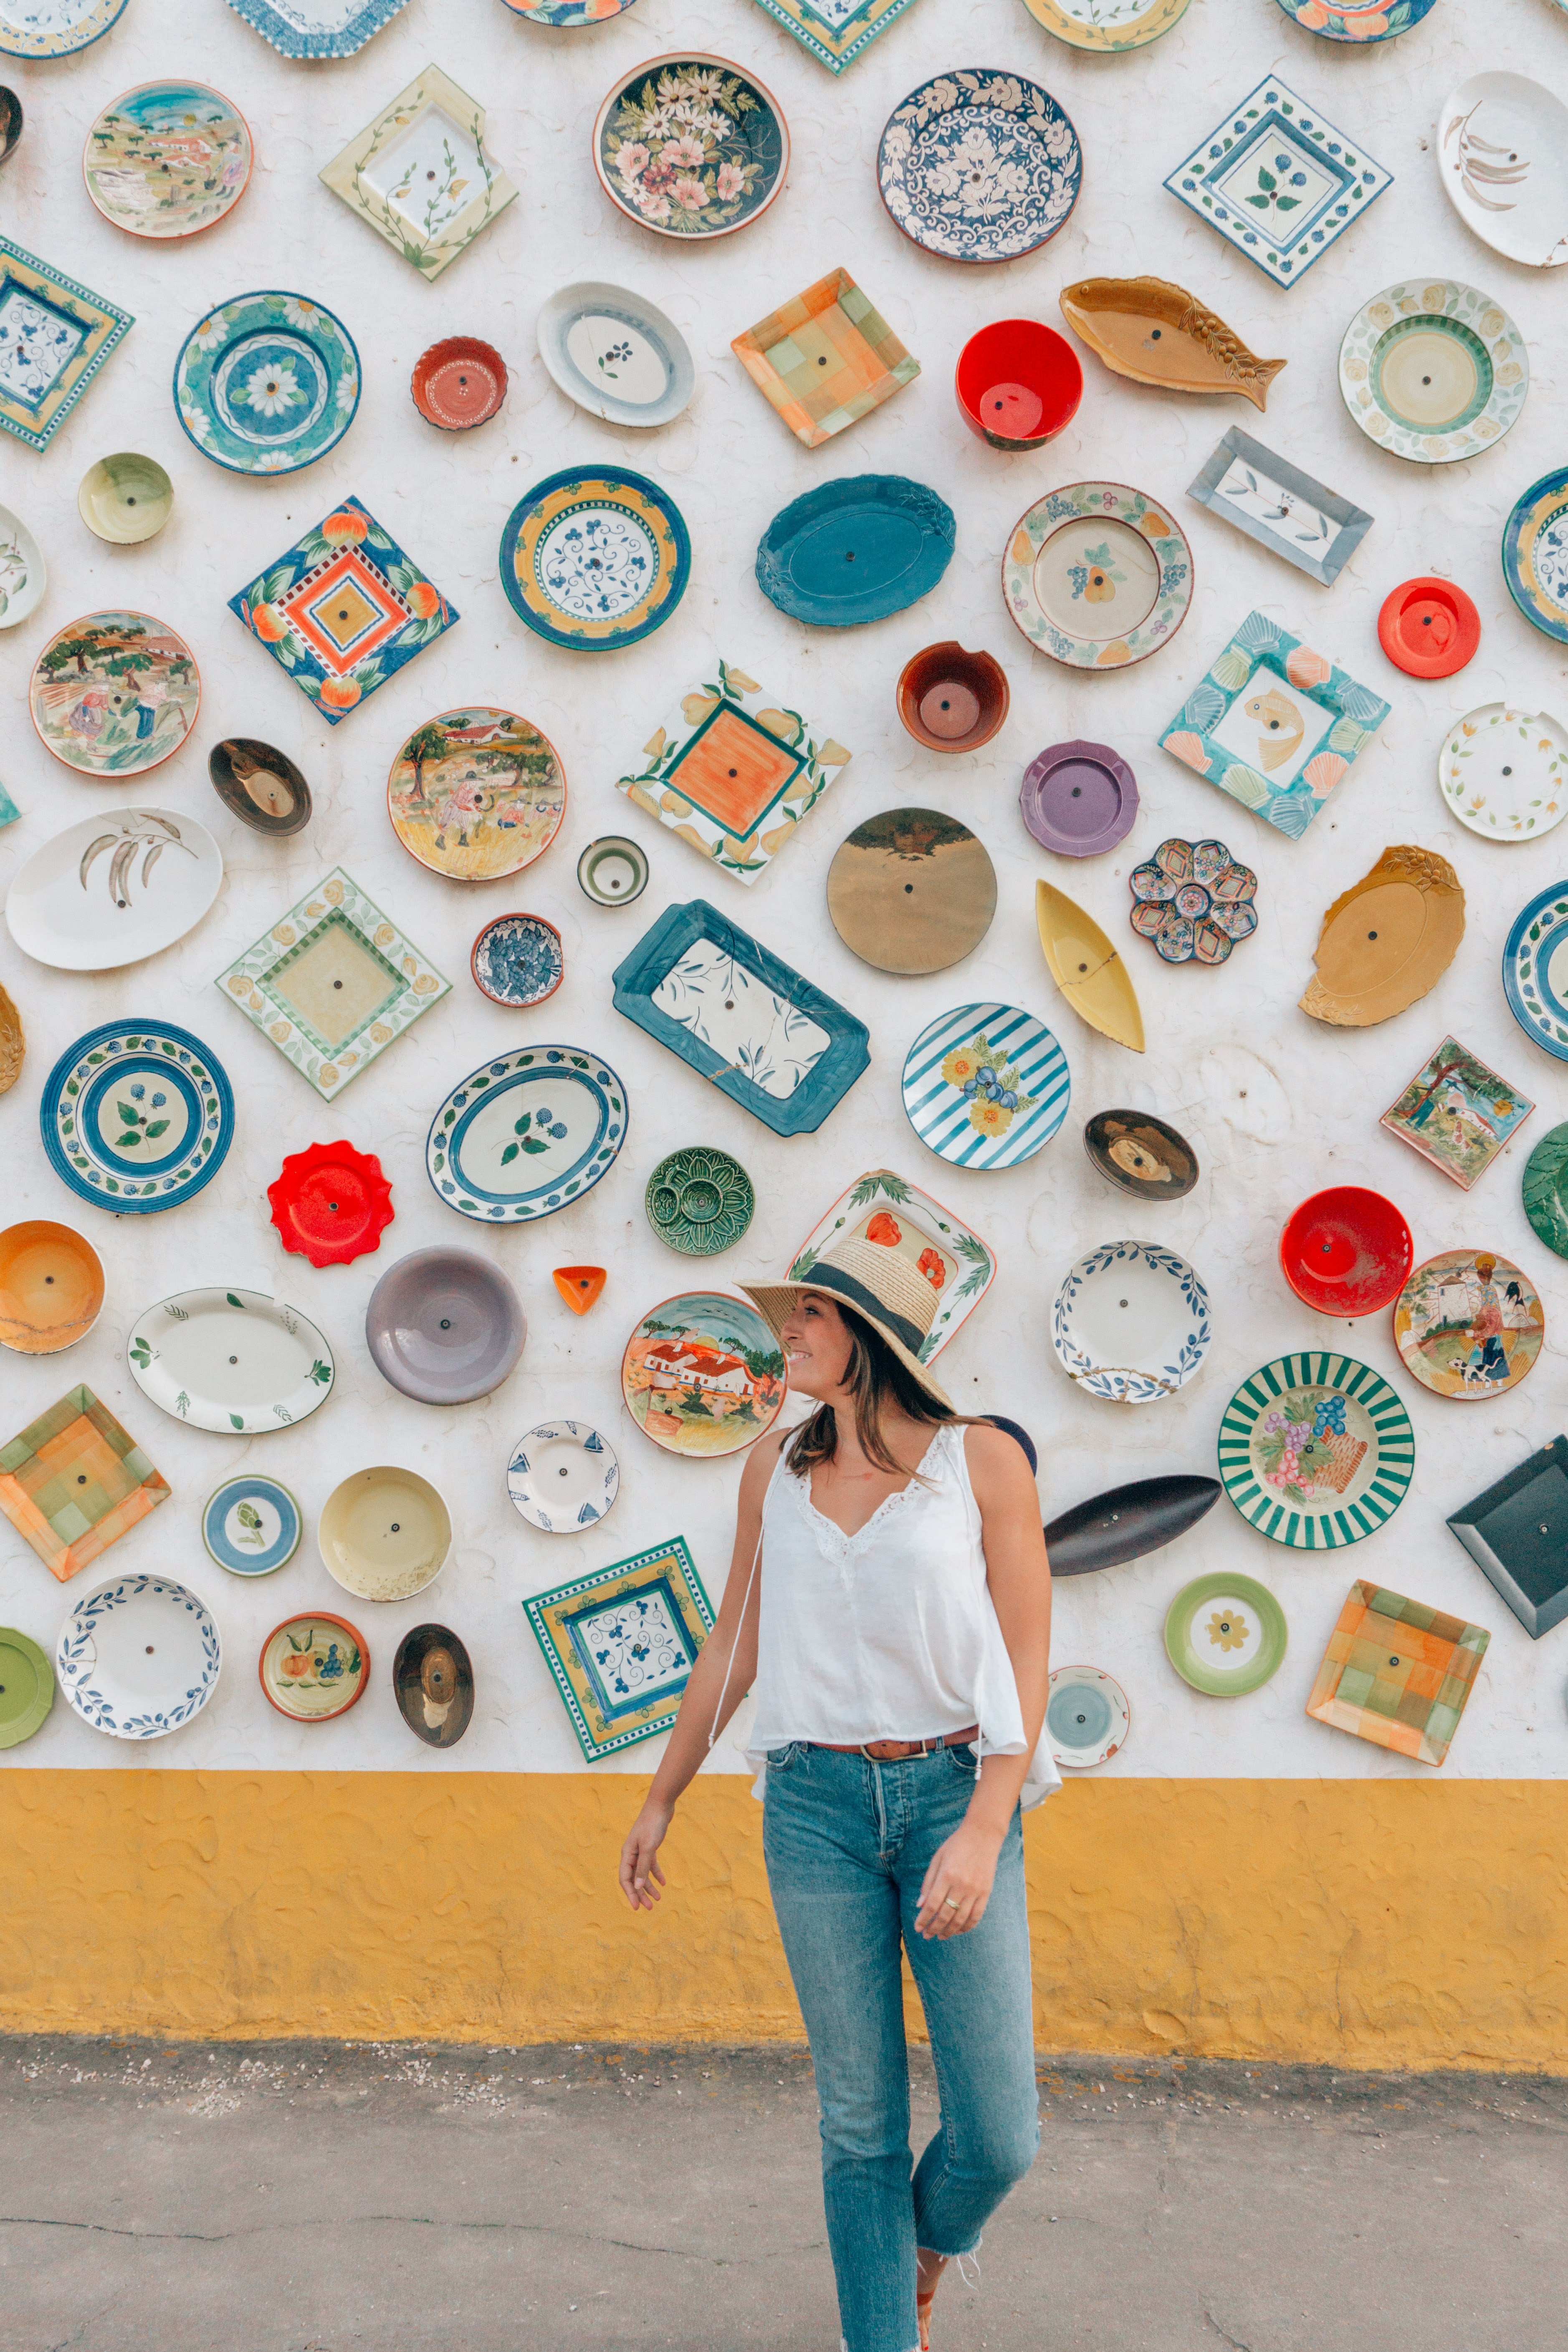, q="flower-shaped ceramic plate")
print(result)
[1004,483,1193,671]
[0,0,126,56]
[1019,741,1138,858]
[0,1626,53,1748]
[1503,467,1568,644]
[1338,279,1527,464]
[787,1170,994,1362]
[621,1290,786,1459]
[594,54,788,240]
[260,1612,368,1719]
[1051,1241,1211,1404]
[387,708,565,882]
[1393,1249,1543,1401]
[902,1003,1070,1172]
[1163,1572,1287,1697]
[756,477,955,628]
[1439,74,1568,270]
[877,71,1082,263]
[128,1287,334,1435]
[6,808,222,974]
[0,502,44,629]
[202,1473,302,1575]
[1045,1665,1129,1767]
[174,290,361,477]
[29,611,198,778]
[1128,837,1257,965]
[1438,703,1568,840]
[508,1420,621,1533]
[40,1020,234,1215]
[1274,0,1435,38]
[1023,0,1189,48]
[1523,1123,1568,1260]
[56,1573,220,1740]
[471,913,564,1009]
[500,466,690,650]
[645,1146,755,1254]
[1502,881,1568,1063]
[268,1140,394,1268]
[537,281,695,428]
[427,1046,627,1224]
[84,82,252,240]
[1218,1352,1414,1548]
